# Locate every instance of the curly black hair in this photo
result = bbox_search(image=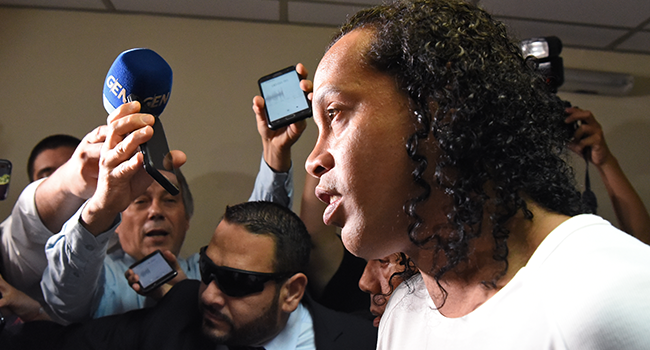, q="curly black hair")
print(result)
[331,0,583,295]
